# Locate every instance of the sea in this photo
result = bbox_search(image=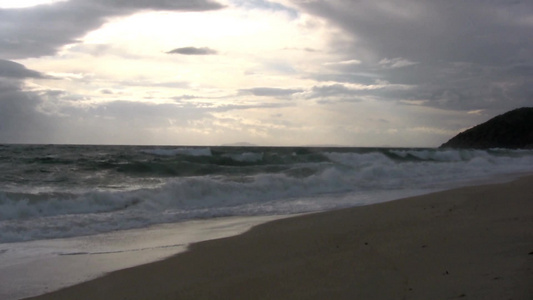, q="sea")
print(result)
[1,144,532,299]
[1,144,533,243]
